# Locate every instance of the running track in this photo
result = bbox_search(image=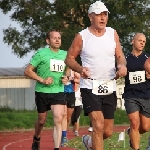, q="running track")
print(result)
[0,125,129,150]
